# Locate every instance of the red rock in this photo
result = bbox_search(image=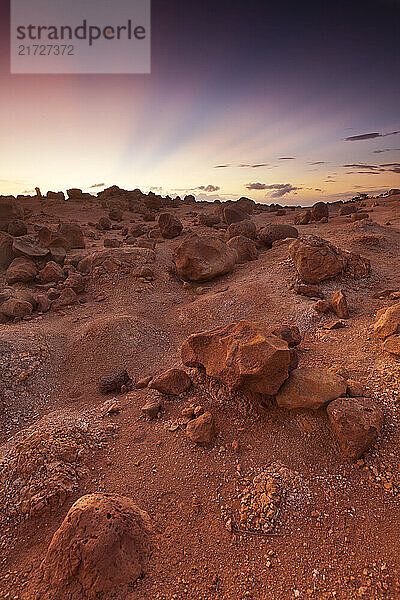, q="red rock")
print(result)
[331,290,349,319]
[258,224,298,247]
[236,197,256,214]
[39,494,151,600]
[198,214,220,227]
[0,196,23,231]
[36,292,51,313]
[226,235,258,263]
[311,202,329,221]
[226,220,256,240]
[295,210,312,225]
[97,216,112,230]
[323,320,345,330]
[108,207,123,221]
[7,219,27,237]
[276,367,347,410]
[38,261,65,284]
[173,234,237,282]
[158,213,183,239]
[383,334,400,356]
[289,236,344,284]
[270,324,301,347]
[149,368,191,395]
[181,320,291,395]
[293,284,324,299]
[0,231,14,269]
[0,297,33,319]
[58,224,85,249]
[67,188,84,200]
[100,369,131,394]
[373,302,400,339]
[64,272,86,294]
[315,300,331,313]
[6,257,37,284]
[327,397,384,460]
[339,204,357,216]
[223,205,248,225]
[51,287,77,310]
[12,237,49,259]
[46,190,65,201]
[186,411,216,443]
